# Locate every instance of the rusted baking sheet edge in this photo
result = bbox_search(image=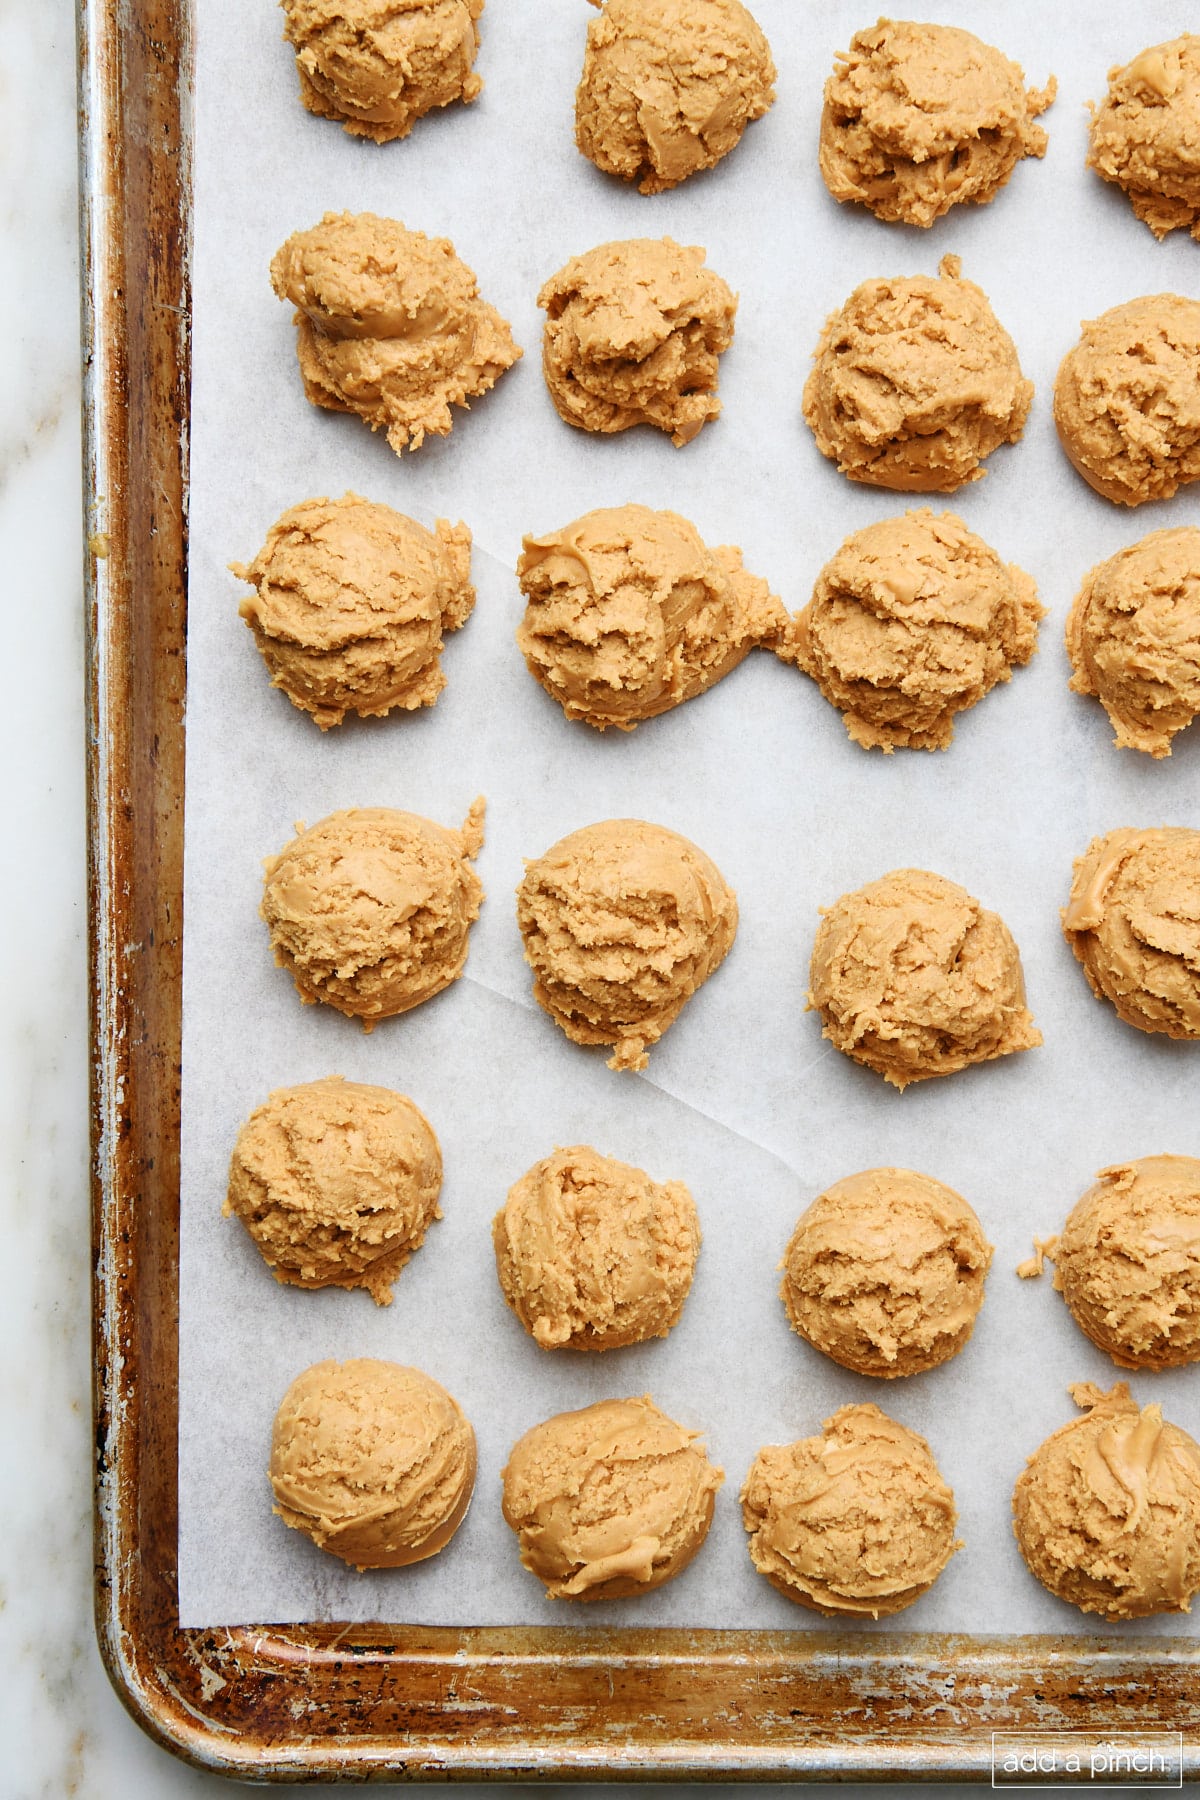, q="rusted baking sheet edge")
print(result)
[79,0,1200,1780]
